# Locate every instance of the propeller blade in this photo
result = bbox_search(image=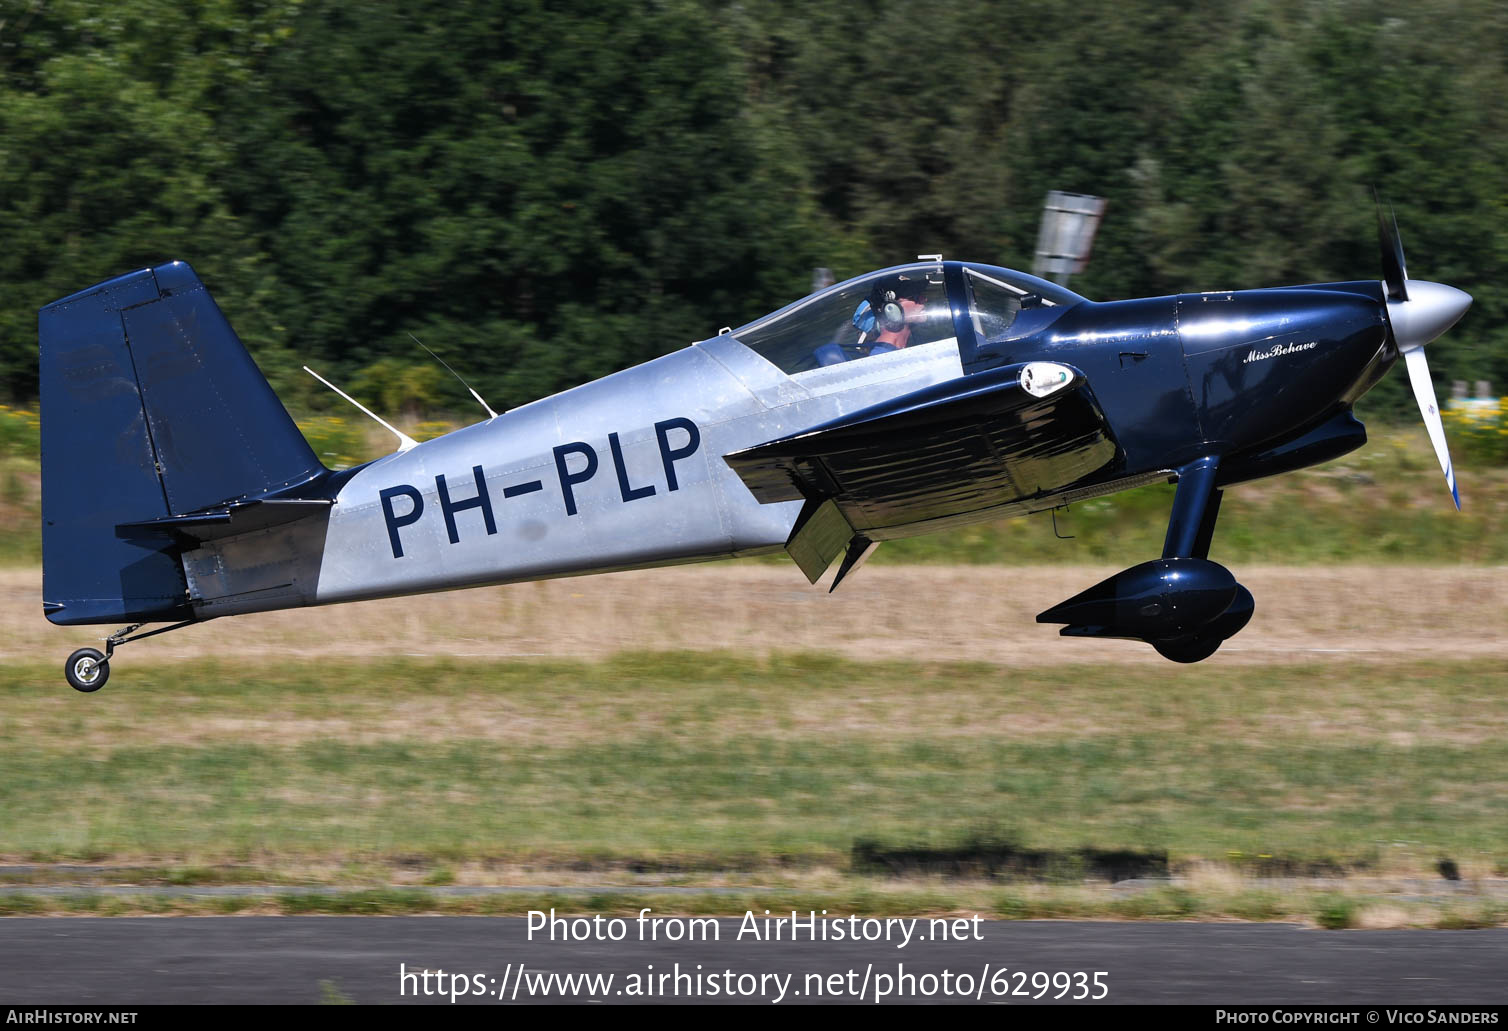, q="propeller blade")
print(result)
[1375,189,1409,302]
[1403,347,1459,509]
